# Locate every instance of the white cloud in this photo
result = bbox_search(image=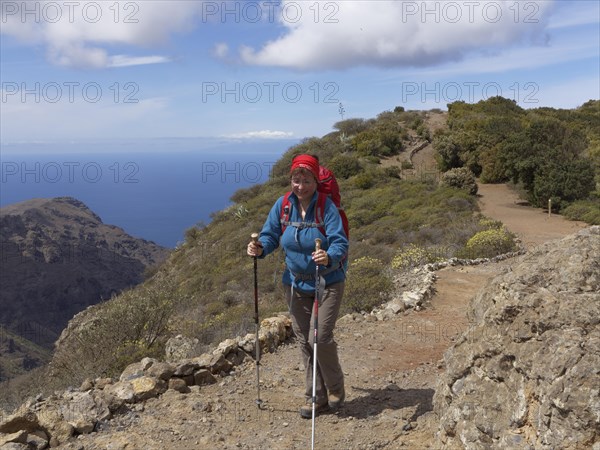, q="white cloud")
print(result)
[213,42,229,59]
[226,130,294,139]
[0,0,205,68]
[108,55,171,68]
[238,0,557,70]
